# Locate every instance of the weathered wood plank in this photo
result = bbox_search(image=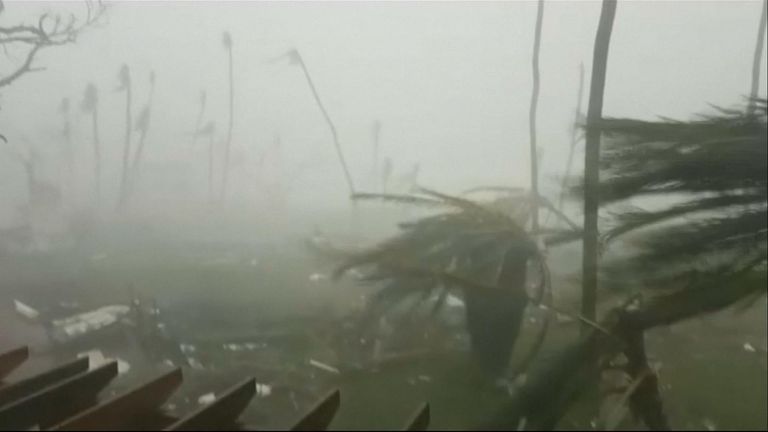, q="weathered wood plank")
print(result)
[0,361,117,430]
[290,389,340,431]
[52,368,183,431]
[0,347,28,381]
[0,358,89,408]
[164,377,255,431]
[402,403,430,431]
